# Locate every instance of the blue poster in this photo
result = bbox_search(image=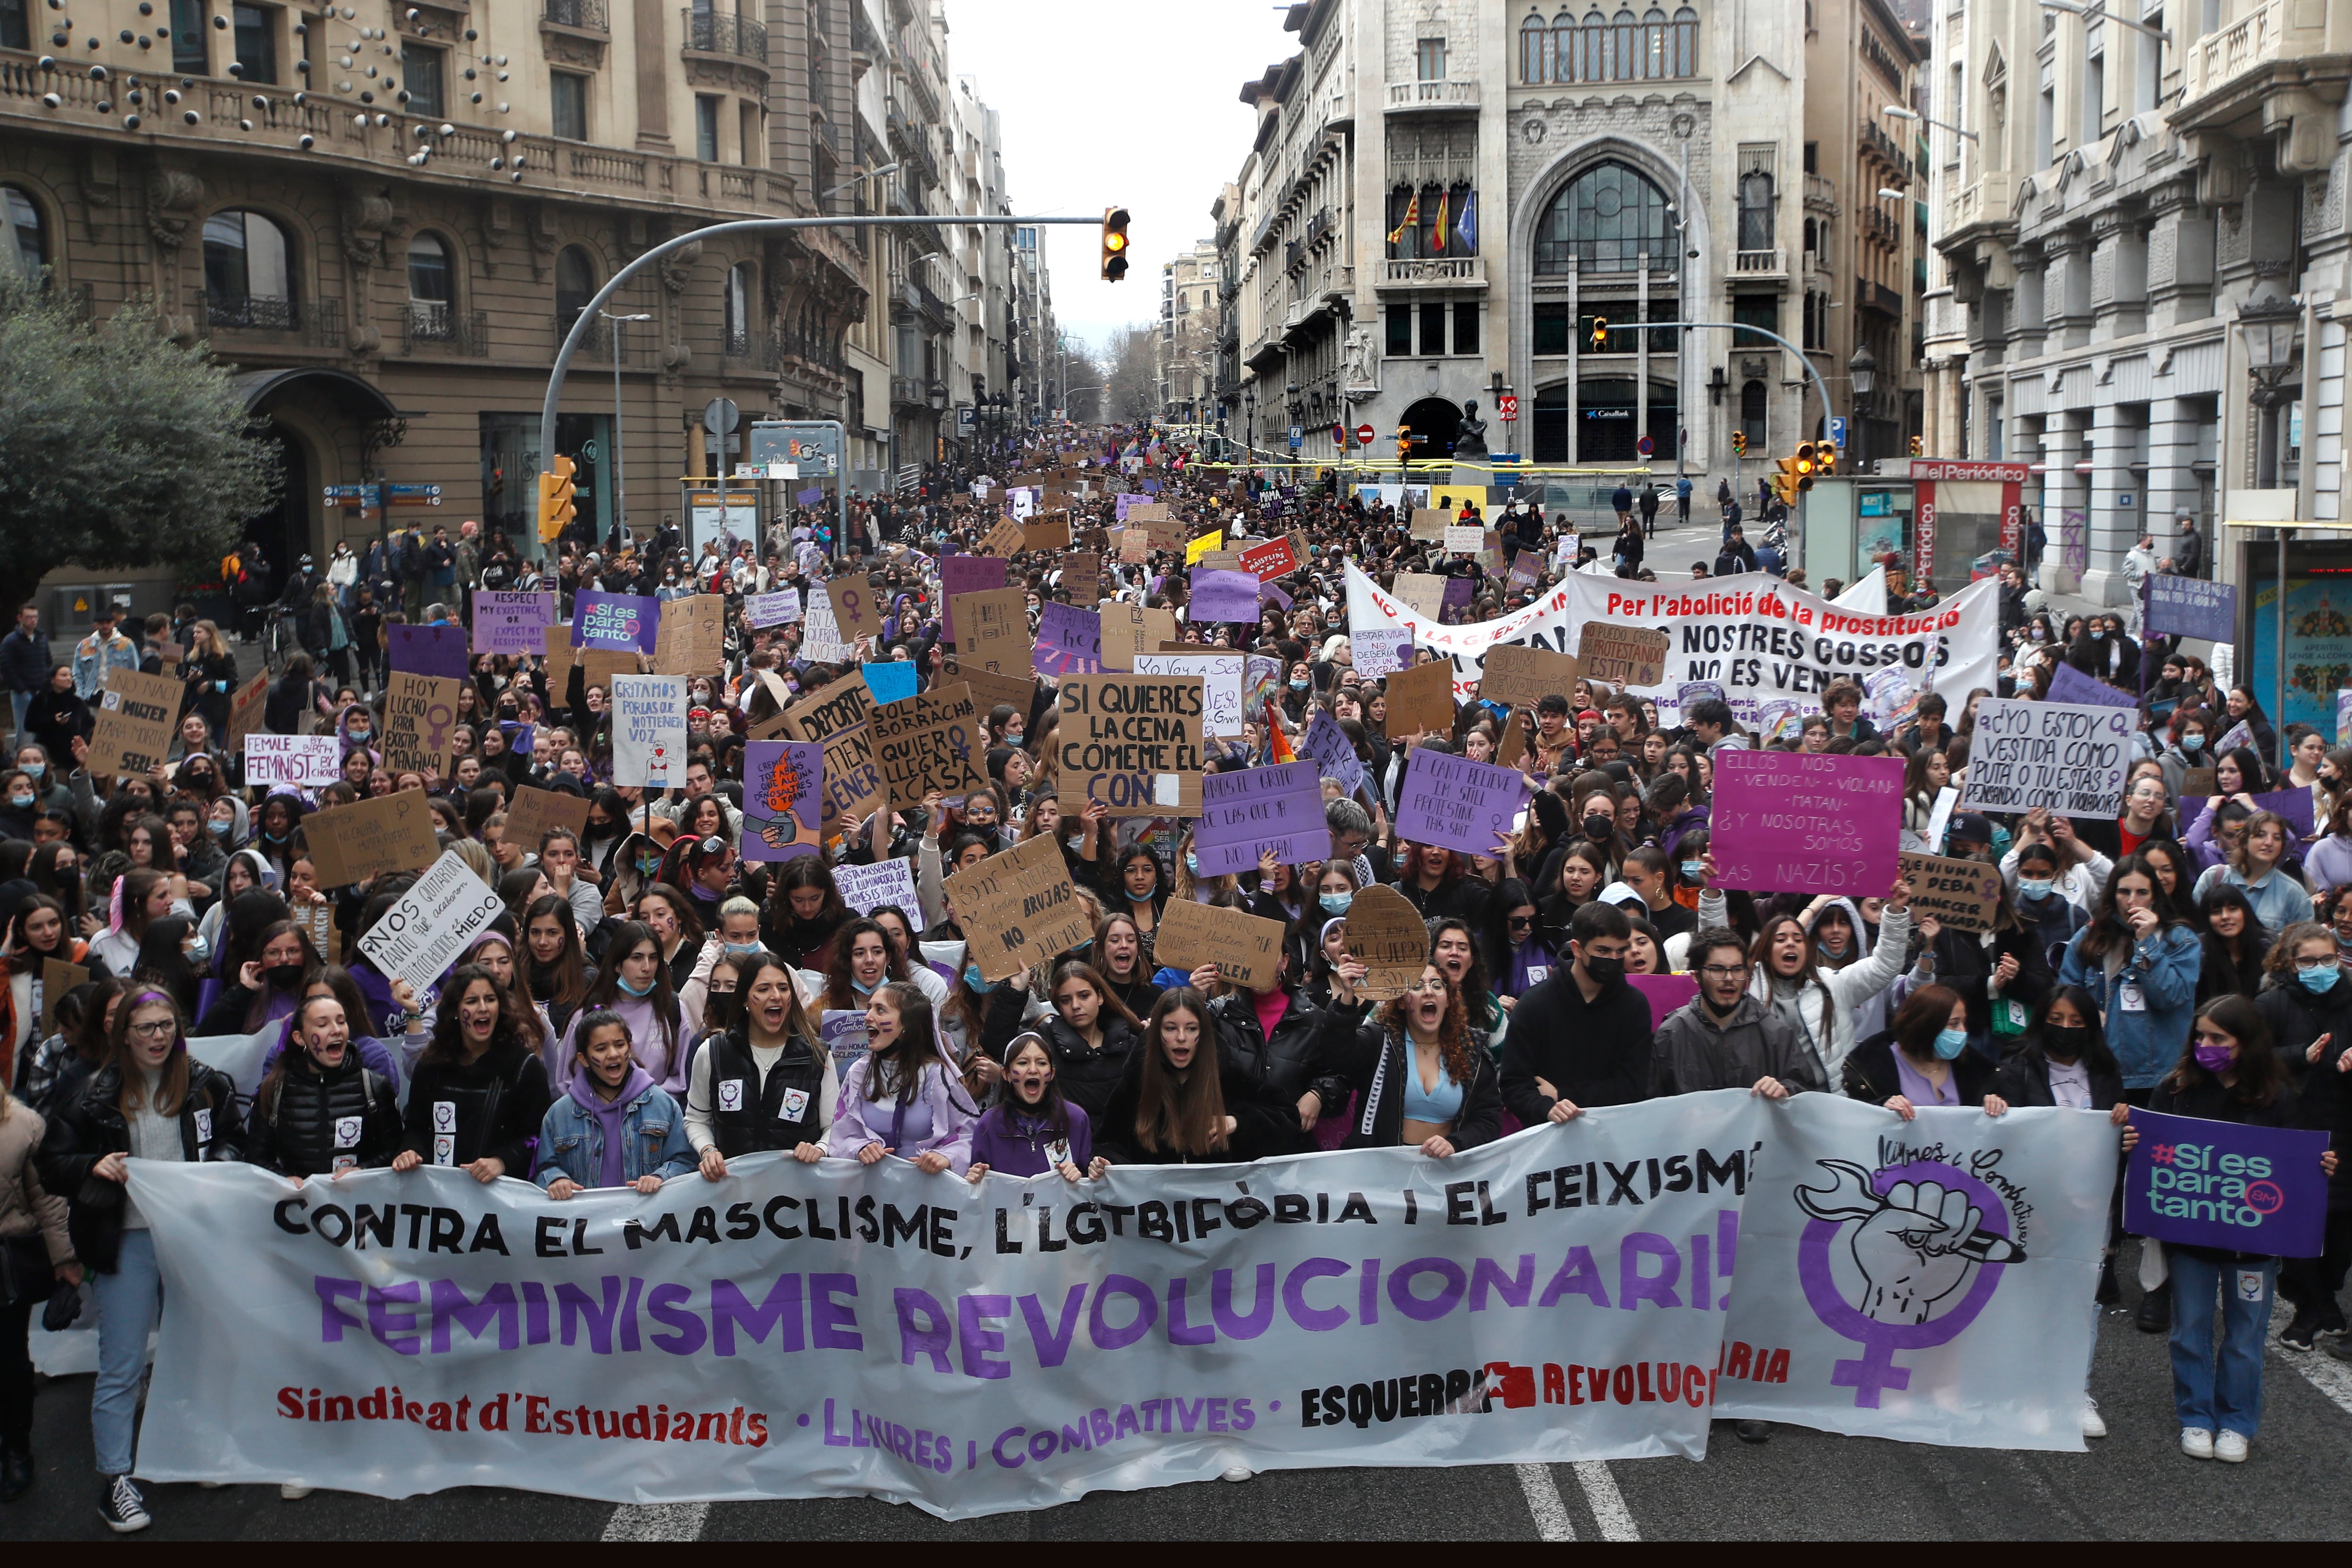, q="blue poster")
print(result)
[861,661,919,706]
[2249,570,2352,741]
[2122,1107,2329,1259]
